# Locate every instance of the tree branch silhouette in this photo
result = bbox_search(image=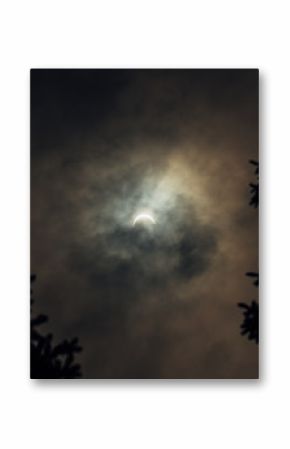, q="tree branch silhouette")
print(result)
[30,274,83,379]
[238,272,259,343]
[249,159,259,208]
[237,161,259,344]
